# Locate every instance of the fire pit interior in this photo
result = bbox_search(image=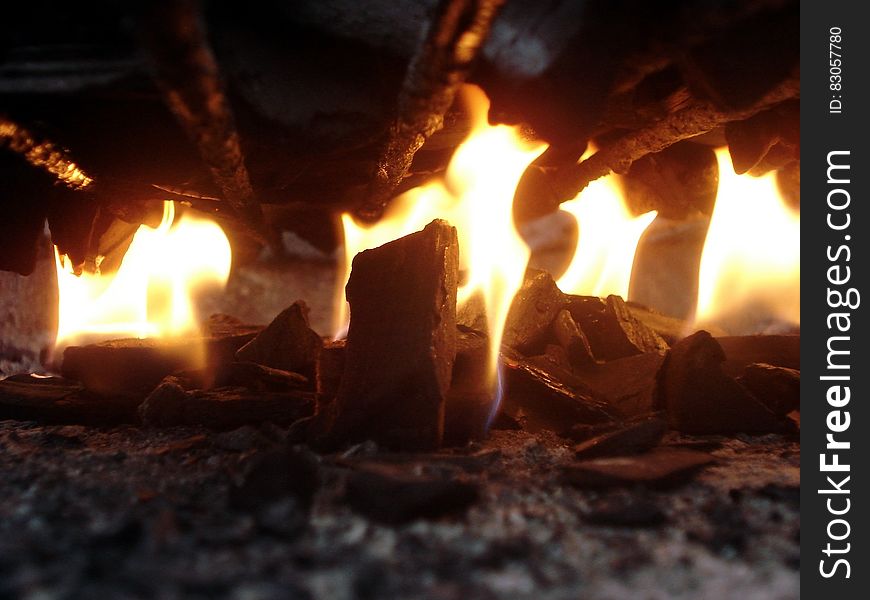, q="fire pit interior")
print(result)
[1,1,799,598]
